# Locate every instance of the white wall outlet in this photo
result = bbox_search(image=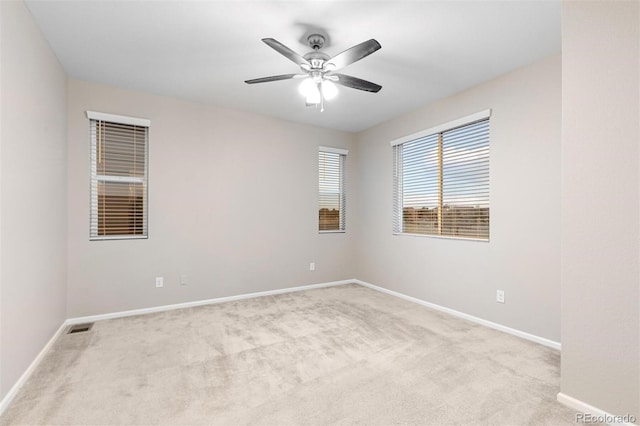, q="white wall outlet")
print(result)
[496,290,505,303]
[155,277,164,288]
[309,262,315,271]
[180,274,189,286]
